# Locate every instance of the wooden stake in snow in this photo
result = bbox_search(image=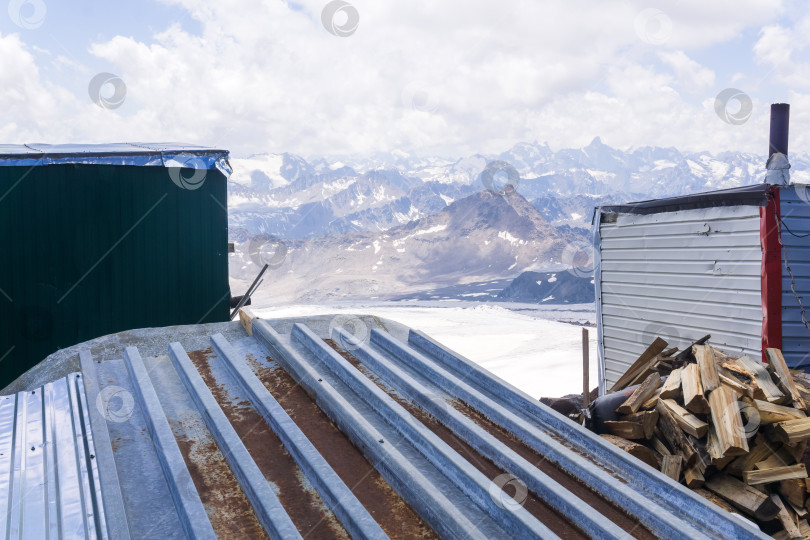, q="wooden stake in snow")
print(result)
[239,307,256,336]
[582,327,590,407]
